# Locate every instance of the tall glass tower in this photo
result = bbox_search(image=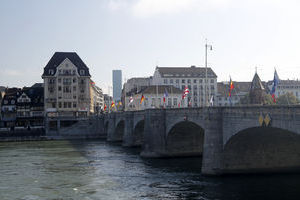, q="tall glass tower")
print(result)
[112,70,122,102]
